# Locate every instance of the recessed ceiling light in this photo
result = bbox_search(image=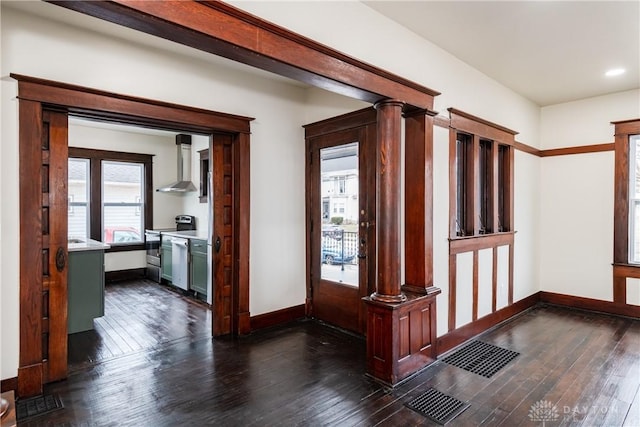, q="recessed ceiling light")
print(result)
[605,68,626,77]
